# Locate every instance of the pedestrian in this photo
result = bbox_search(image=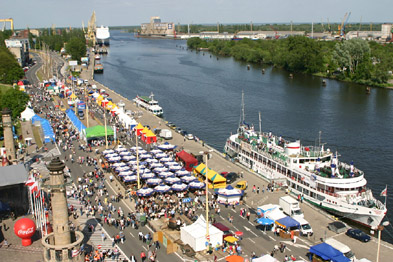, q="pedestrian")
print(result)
[130,254,137,262]
[2,239,8,248]
[257,187,260,194]
[140,251,146,262]
[246,211,250,221]
[101,232,106,242]
[252,185,256,193]
[155,240,160,250]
